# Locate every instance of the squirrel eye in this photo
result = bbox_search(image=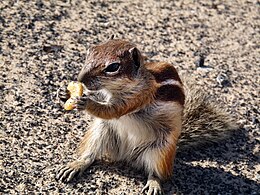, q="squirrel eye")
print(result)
[104,63,120,73]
